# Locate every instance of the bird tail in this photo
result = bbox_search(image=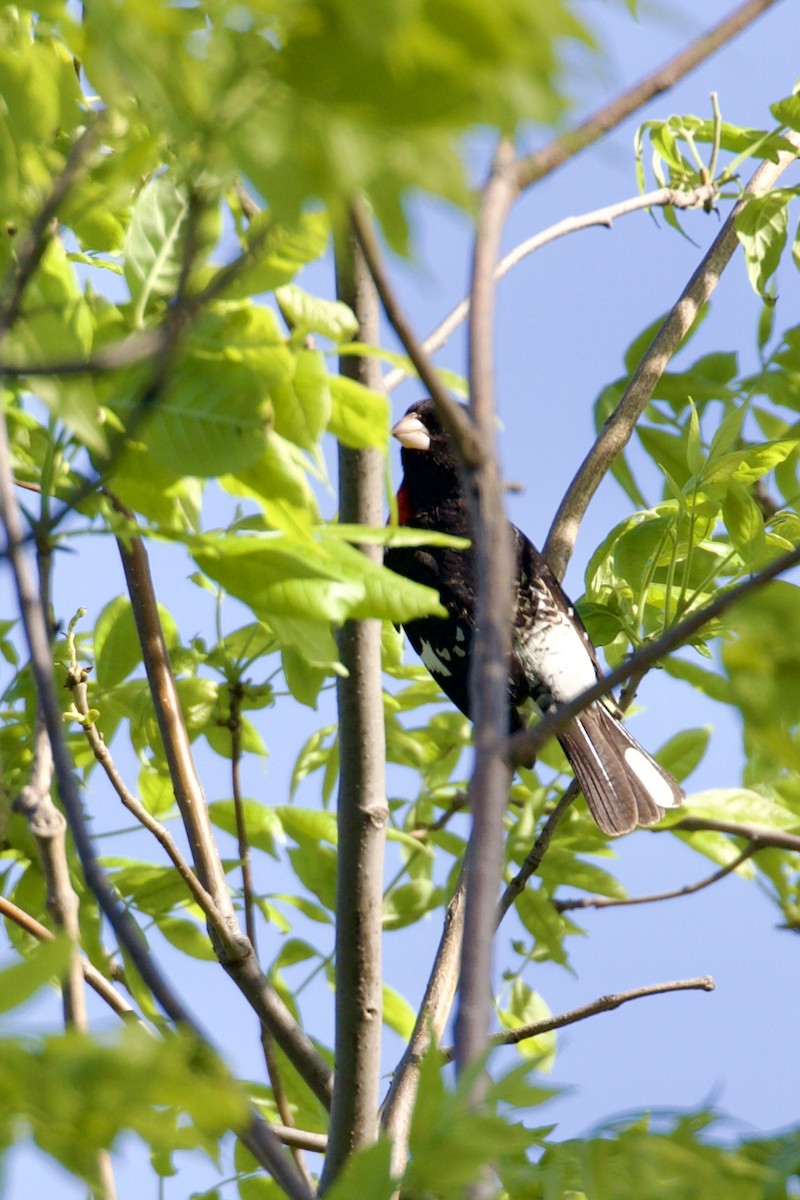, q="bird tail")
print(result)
[558,703,683,837]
